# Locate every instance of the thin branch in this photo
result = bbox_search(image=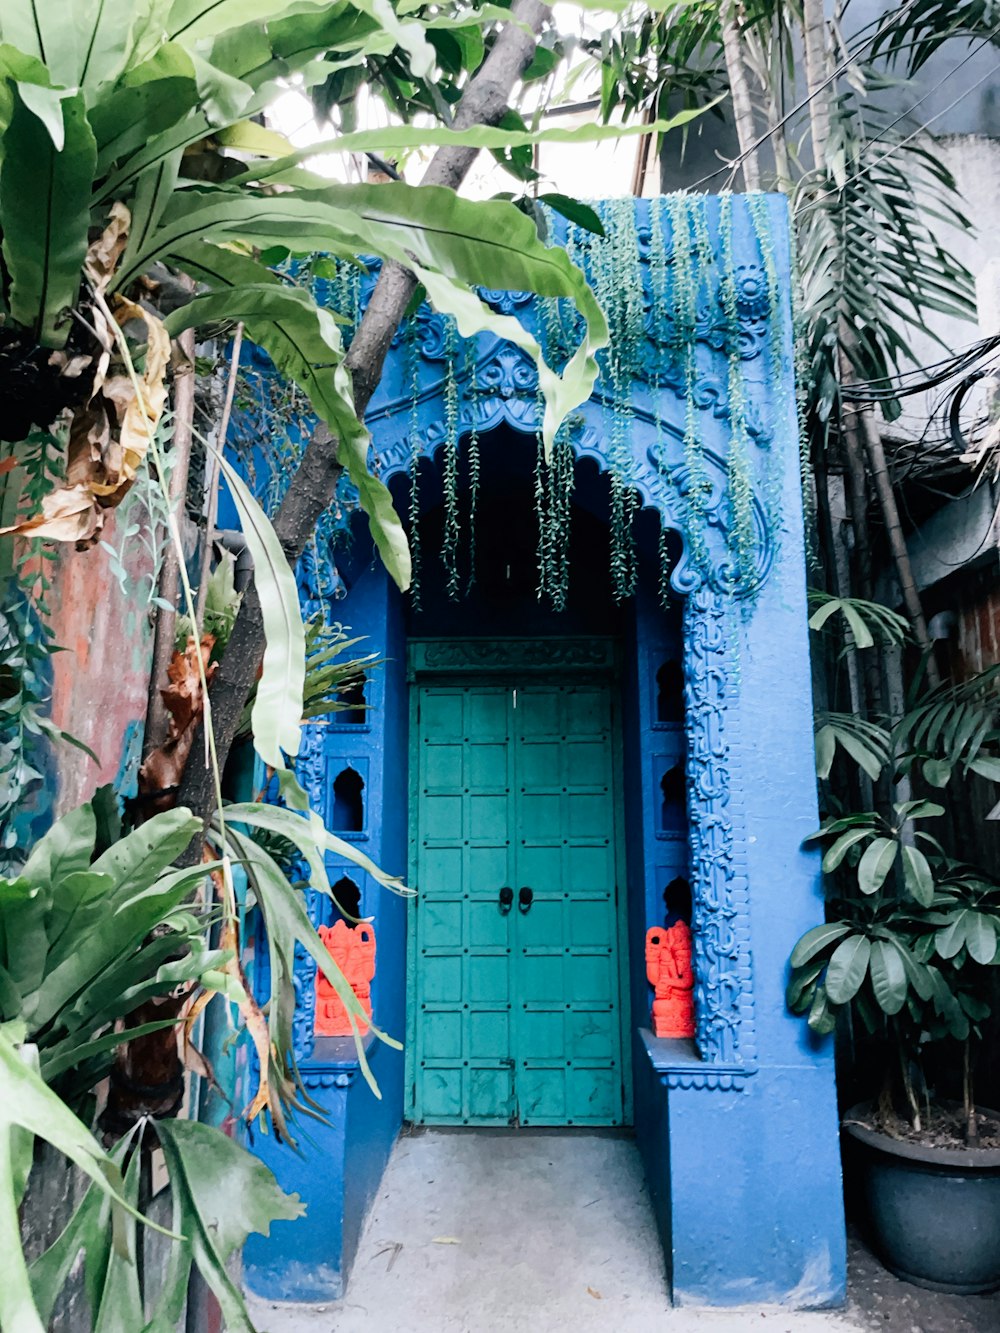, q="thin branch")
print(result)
[143,317,195,761]
[195,323,243,625]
